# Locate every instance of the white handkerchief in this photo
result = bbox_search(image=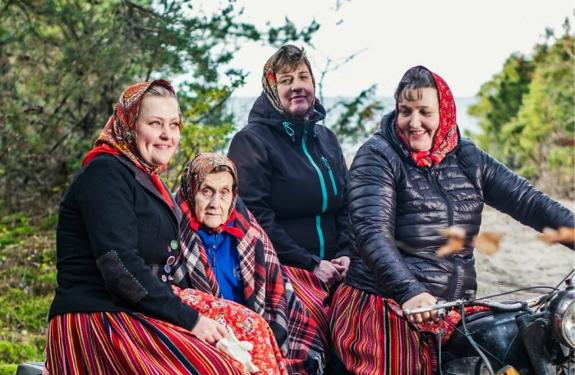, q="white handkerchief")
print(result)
[216,327,260,373]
